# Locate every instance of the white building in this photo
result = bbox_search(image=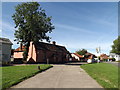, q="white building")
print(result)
[71,53,83,61]
[71,53,80,61]
[0,38,13,64]
[109,53,120,61]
